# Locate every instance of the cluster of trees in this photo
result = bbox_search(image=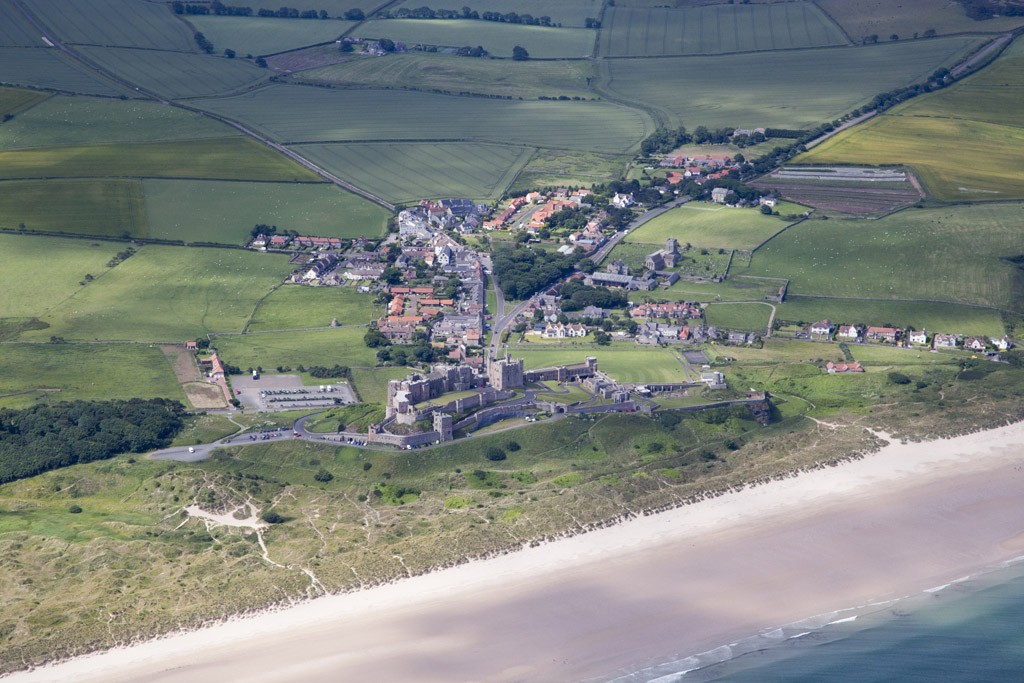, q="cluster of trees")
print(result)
[107,246,135,268]
[193,31,214,54]
[0,399,186,484]
[640,126,741,155]
[559,281,627,311]
[958,0,1024,19]
[376,341,443,366]
[382,6,556,26]
[173,2,332,18]
[307,365,352,379]
[546,205,593,232]
[492,246,579,300]
[512,45,529,61]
